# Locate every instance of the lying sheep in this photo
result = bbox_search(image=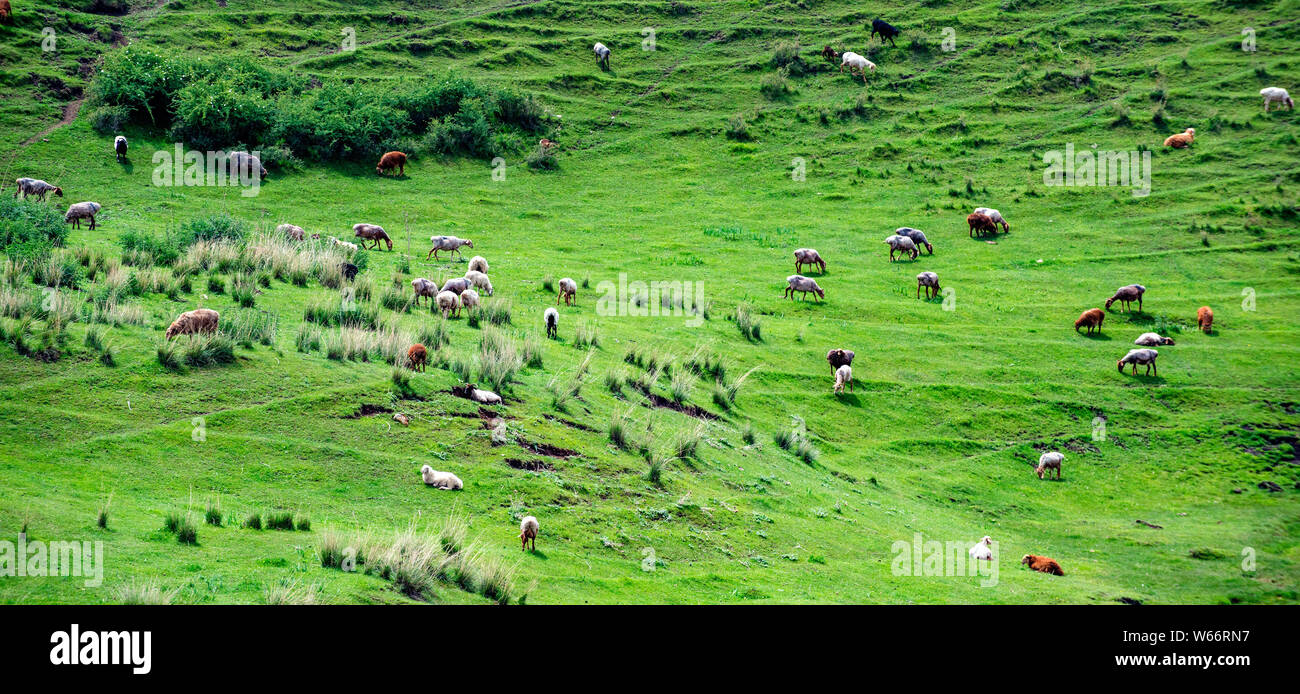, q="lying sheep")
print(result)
[839,51,875,84]
[329,237,359,251]
[884,234,918,261]
[114,135,128,163]
[411,278,438,306]
[544,306,558,339]
[826,348,854,375]
[420,465,463,491]
[376,151,407,176]
[1118,348,1159,376]
[557,277,577,306]
[464,269,493,296]
[895,227,933,254]
[13,178,62,201]
[1074,308,1105,335]
[1021,554,1064,576]
[436,290,462,319]
[972,207,1010,233]
[407,343,427,372]
[1261,87,1293,112]
[593,42,611,70]
[969,536,993,561]
[459,287,481,311]
[834,364,853,394]
[1105,284,1145,312]
[1134,332,1175,346]
[277,223,305,242]
[1036,451,1063,480]
[440,276,472,295]
[451,383,503,405]
[785,275,824,301]
[967,213,997,237]
[916,271,941,299]
[352,223,392,251]
[64,201,102,230]
[1197,306,1213,334]
[519,515,539,551]
[1163,127,1195,149]
[794,248,826,274]
[165,308,219,340]
[426,235,473,261]
[468,256,489,274]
